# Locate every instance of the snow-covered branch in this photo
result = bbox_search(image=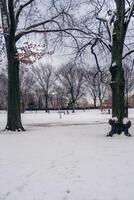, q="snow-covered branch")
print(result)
[107,10,116,46]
